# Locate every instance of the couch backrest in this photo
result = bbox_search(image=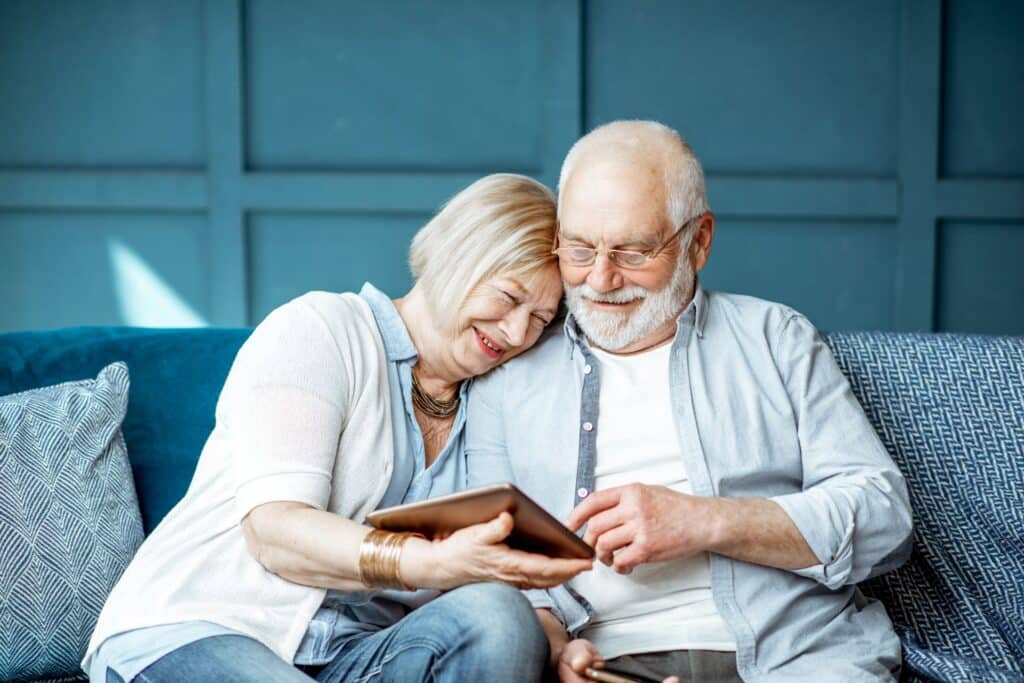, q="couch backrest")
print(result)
[3,326,1021,679]
[825,332,1024,681]
[0,326,250,532]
